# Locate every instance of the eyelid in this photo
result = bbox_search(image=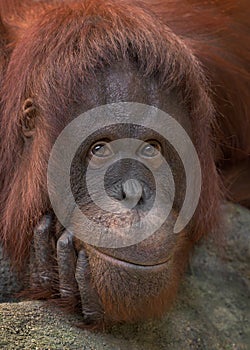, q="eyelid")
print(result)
[138,140,161,157]
[90,140,113,157]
